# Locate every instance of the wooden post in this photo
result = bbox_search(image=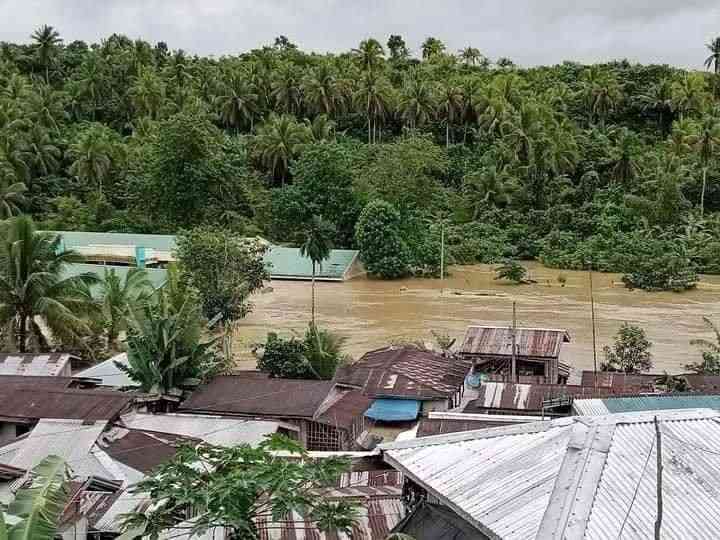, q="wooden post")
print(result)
[440,218,445,293]
[511,301,517,383]
[589,268,598,389]
[654,415,663,540]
